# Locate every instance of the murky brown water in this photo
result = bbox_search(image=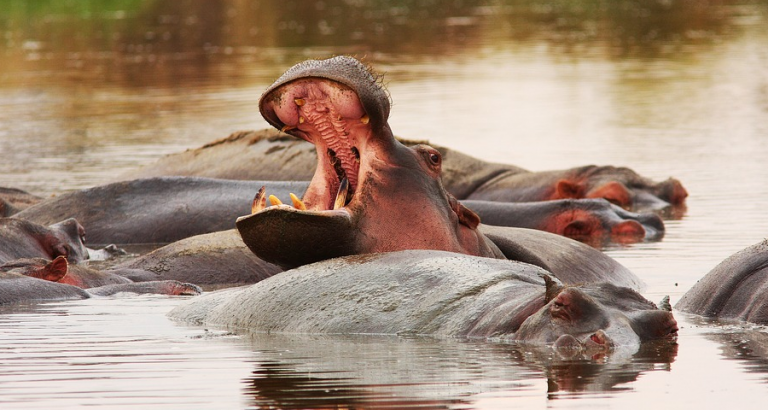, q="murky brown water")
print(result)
[2,1,768,408]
